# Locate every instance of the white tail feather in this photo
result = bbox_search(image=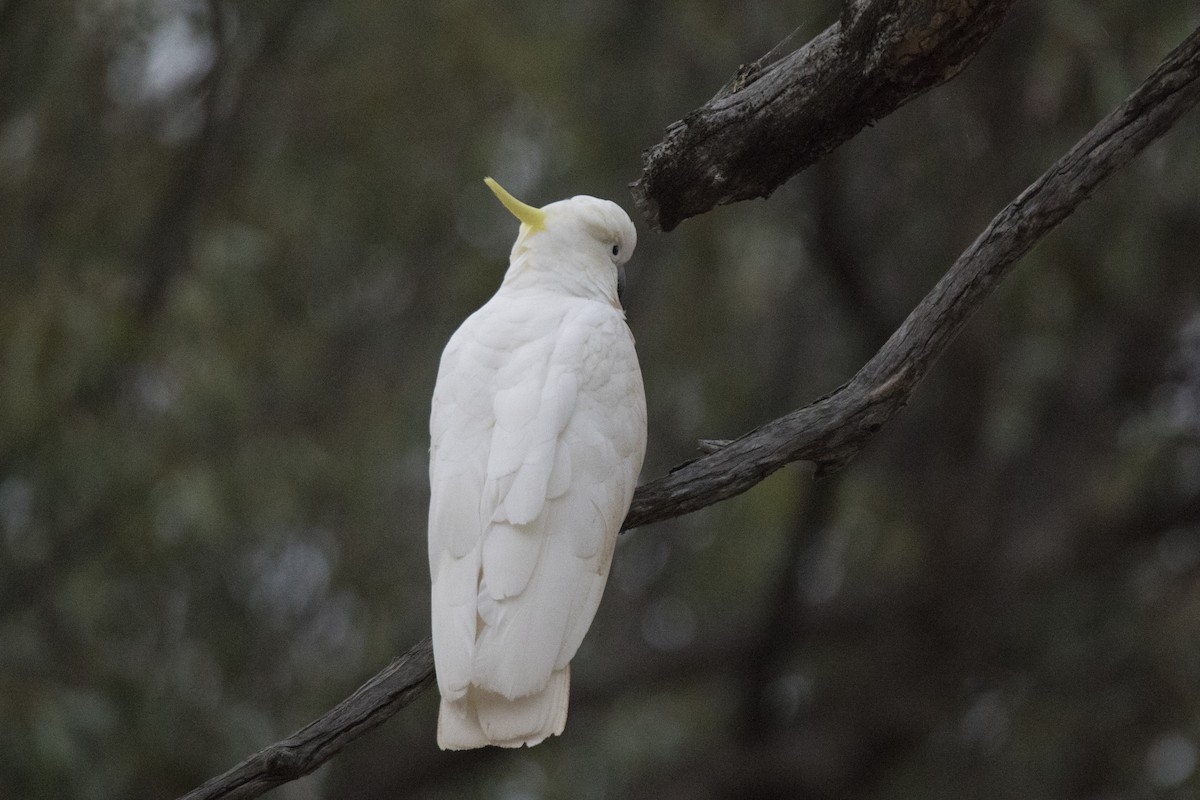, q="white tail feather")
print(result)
[437,667,570,750]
